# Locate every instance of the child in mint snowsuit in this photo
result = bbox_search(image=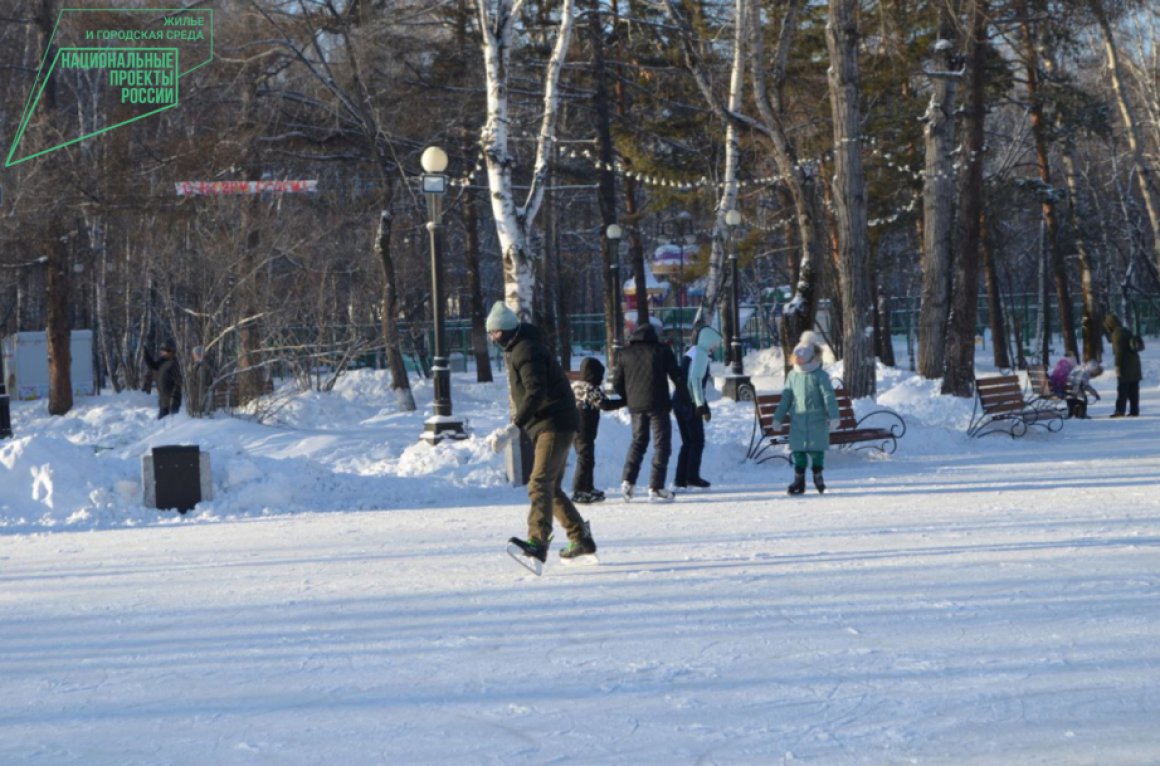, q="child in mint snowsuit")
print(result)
[772,331,839,495]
